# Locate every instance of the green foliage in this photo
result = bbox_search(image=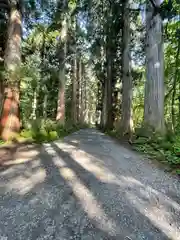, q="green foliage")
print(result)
[105,128,180,174]
[104,123,180,175]
[24,119,59,142]
[135,125,154,138]
[0,139,5,145]
[18,119,89,143]
[172,135,180,155]
[20,129,33,139]
[133,132,180,174]
[132,69,145,127]
[159,141,172,151]
[48,131,59,140]
[104,129,120,139]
